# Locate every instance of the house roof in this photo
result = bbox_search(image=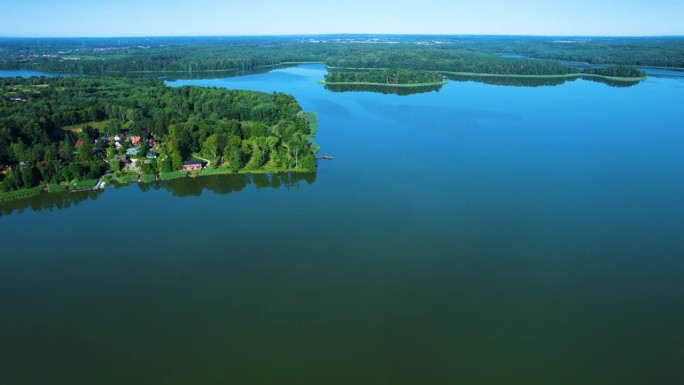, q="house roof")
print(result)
[182,161,203,166]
